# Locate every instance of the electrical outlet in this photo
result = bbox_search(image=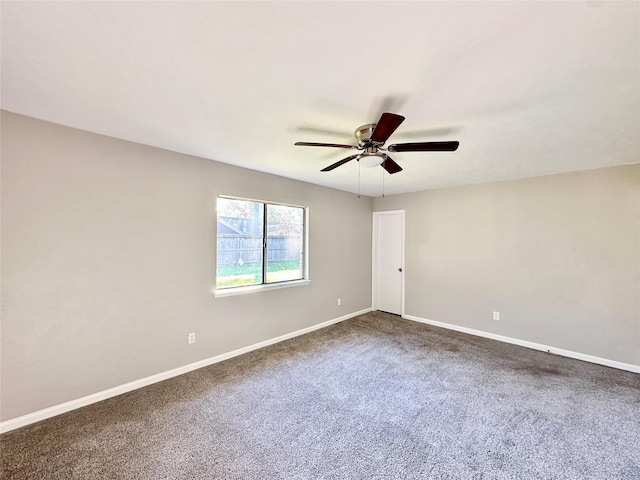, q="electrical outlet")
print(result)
[493,311,500,321]
[188,332,196,344]
[337,298,341,306]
